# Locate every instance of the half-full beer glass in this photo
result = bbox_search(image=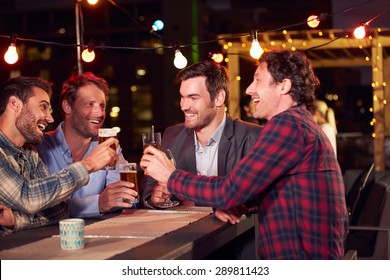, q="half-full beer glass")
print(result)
[119,162,139,204]
[98,128,117,170]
